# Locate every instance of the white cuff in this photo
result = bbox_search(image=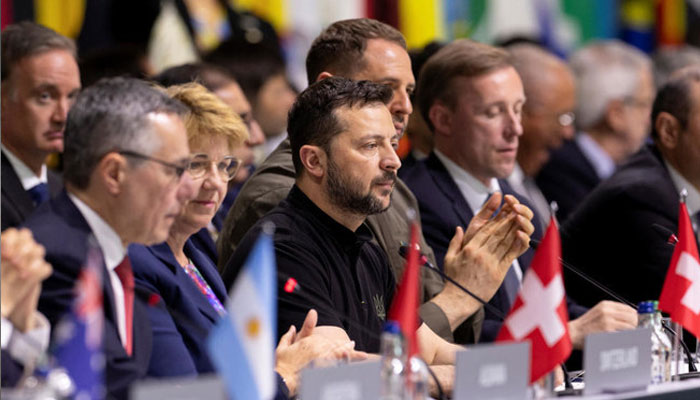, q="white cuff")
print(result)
[1,317,13,349]
[6,312,51,367]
